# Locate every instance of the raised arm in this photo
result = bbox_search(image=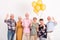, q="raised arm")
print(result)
[52,17,57,26]
[4,14,9,23]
